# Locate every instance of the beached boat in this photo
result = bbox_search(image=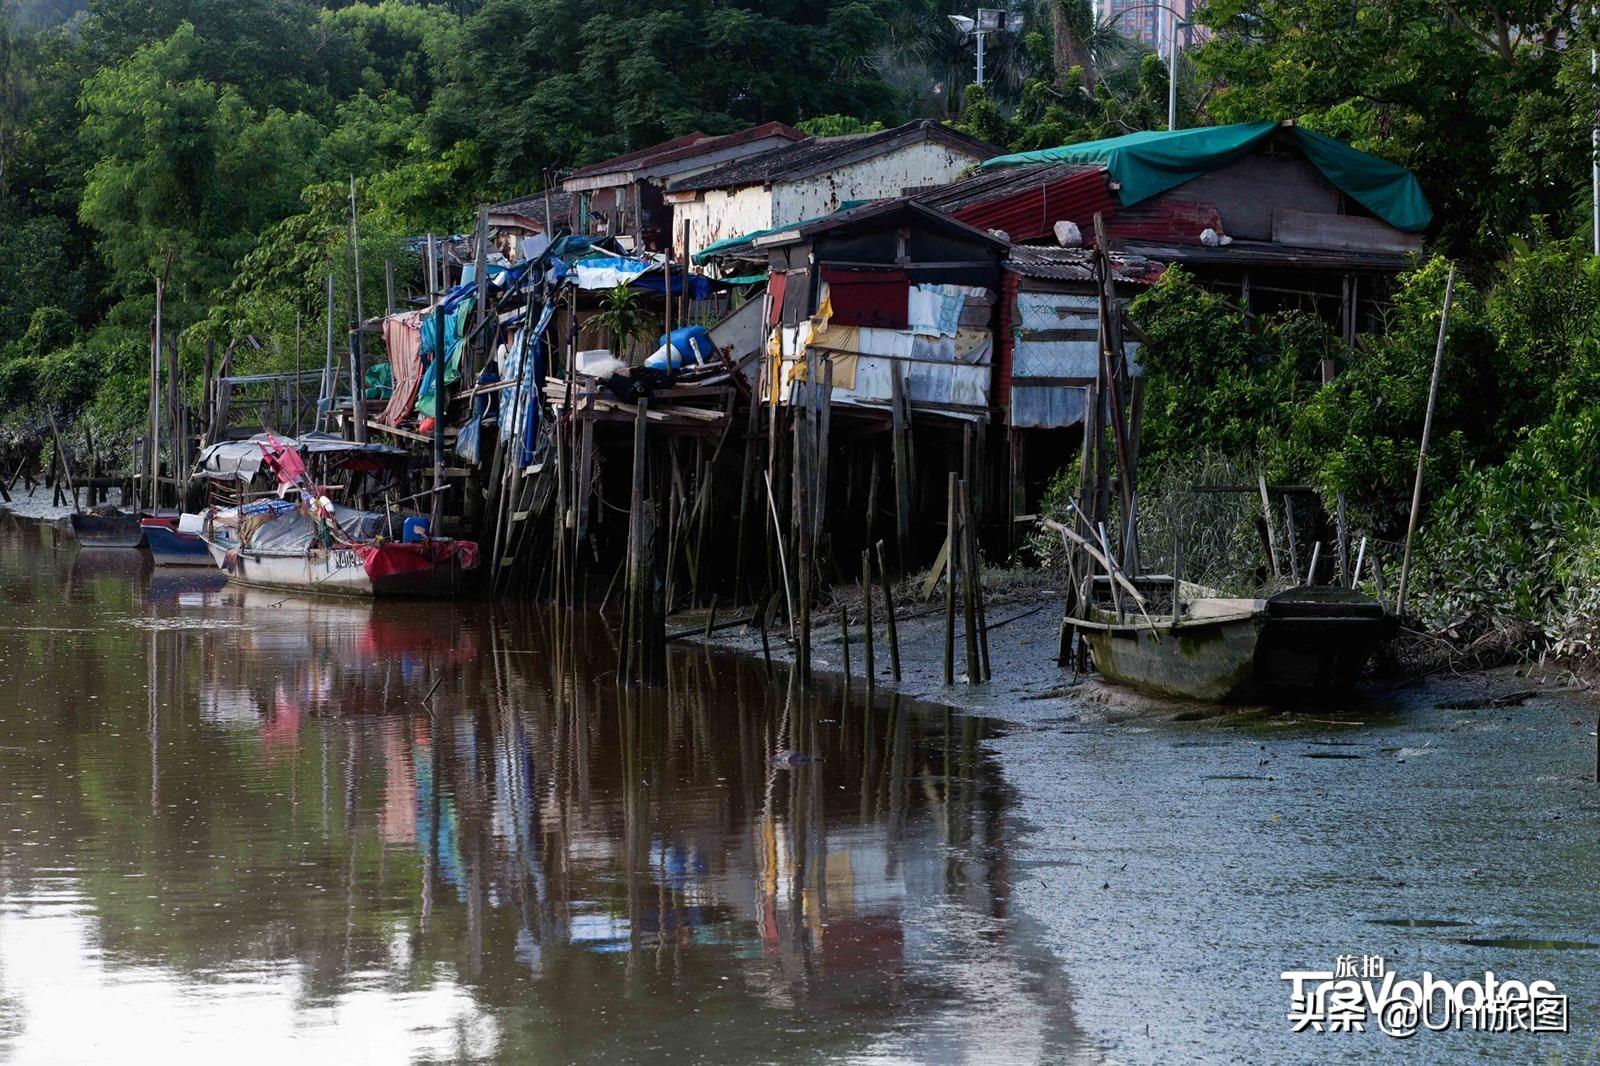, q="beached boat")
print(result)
[141,516,211,566]
[192,501,478,598]
[1070,578,1395,702]
[69,510,145,548]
